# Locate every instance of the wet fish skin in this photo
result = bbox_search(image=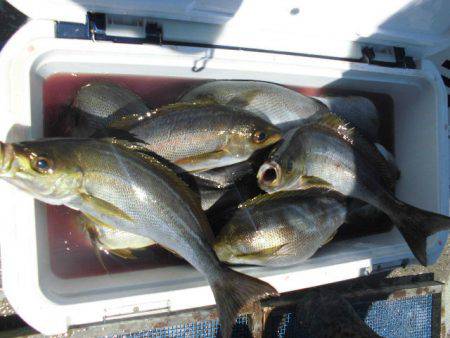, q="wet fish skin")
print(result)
[214,189,348,266]
[179,80,329,130]
[313,95,380,142]
[78,213,155,258]
[192,161,255,189]
[181,81,385,140]
[55,82,150,138]
[109,102,281,172]
[257,113,450,266]
[0,138,277,338]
